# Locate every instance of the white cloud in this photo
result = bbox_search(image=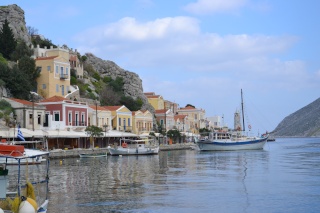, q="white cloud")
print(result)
[183,0,247,14]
